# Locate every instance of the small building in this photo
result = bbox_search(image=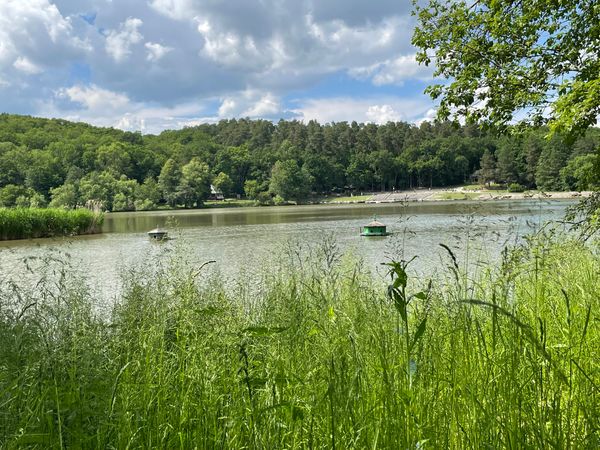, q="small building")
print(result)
[360,219,388,236]
[209,185,224,201]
